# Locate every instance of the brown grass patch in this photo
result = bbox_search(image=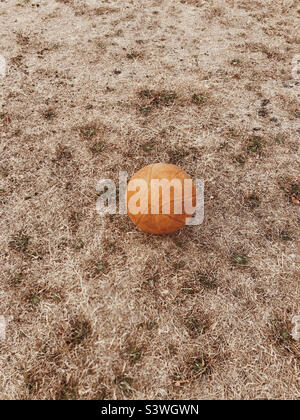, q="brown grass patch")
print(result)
[1,0,299,401]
